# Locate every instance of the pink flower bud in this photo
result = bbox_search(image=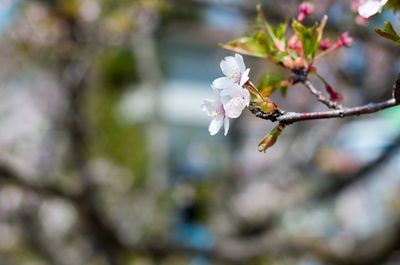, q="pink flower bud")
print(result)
[336,32,353,48]
[319,38,331,51]
[297,2,314,22]
[288,35,304,56]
